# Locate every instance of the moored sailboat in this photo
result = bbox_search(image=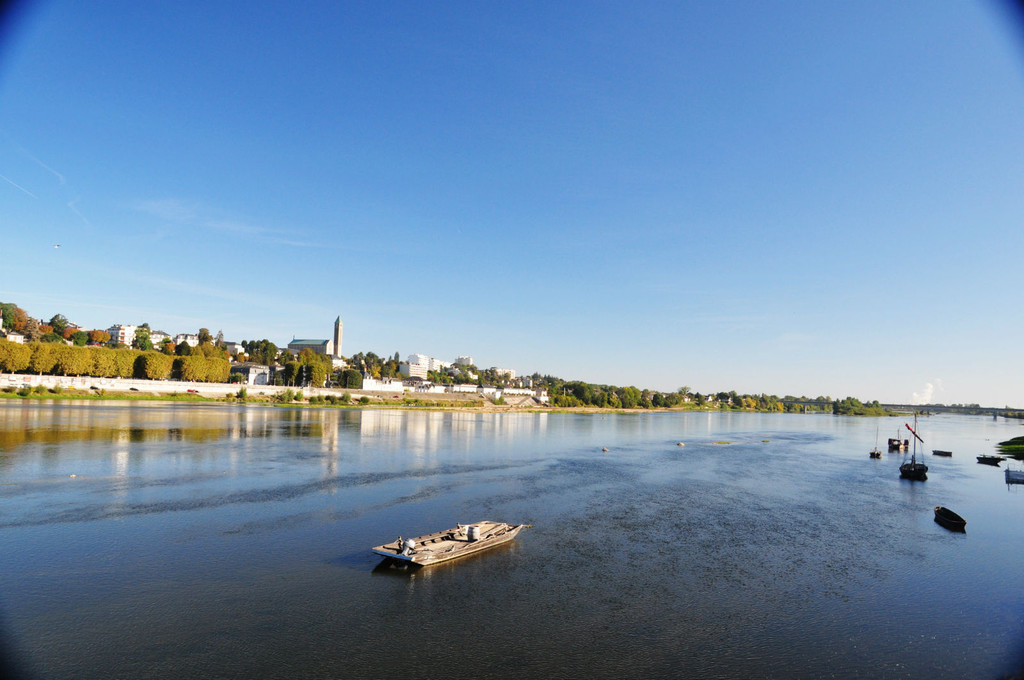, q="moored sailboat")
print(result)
[870,425,882,458]
[899,416,928,481]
